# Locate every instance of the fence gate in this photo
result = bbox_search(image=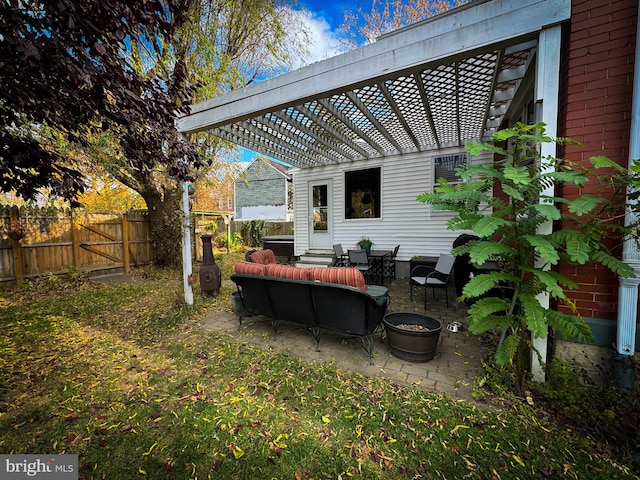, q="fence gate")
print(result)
[0,208,153,284]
